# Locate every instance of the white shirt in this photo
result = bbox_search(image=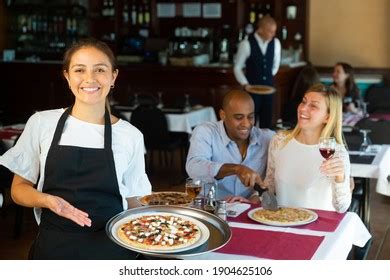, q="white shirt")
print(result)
[234,33,281,85]
[0,109,152,223]
[264,133,352,212]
